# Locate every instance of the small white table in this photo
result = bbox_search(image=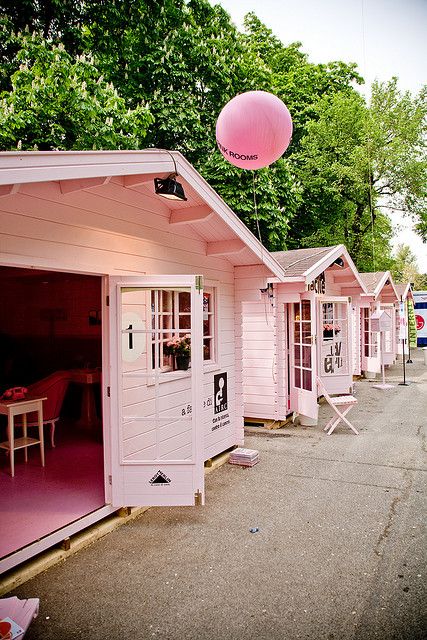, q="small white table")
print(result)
[0,397,46,477]
[69,369,101,428]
